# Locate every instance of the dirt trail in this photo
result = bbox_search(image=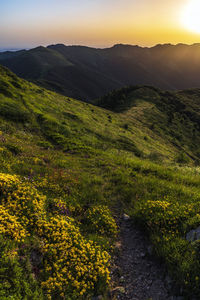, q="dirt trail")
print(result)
[111,216,173,300]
